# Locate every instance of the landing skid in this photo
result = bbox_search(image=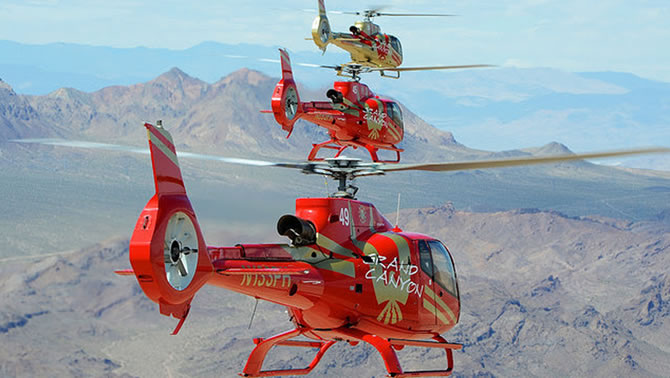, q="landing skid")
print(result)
[240,328,461,377]
[240,329,335,377]
[308,138,403,163]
